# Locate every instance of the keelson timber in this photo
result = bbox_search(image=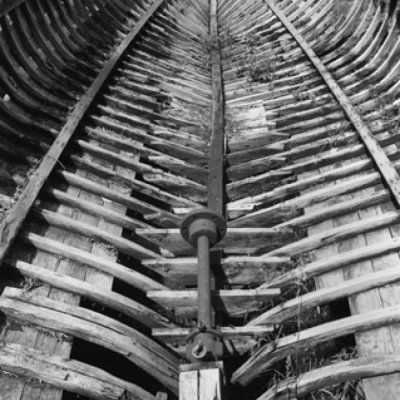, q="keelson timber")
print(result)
[0,0,400,399]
